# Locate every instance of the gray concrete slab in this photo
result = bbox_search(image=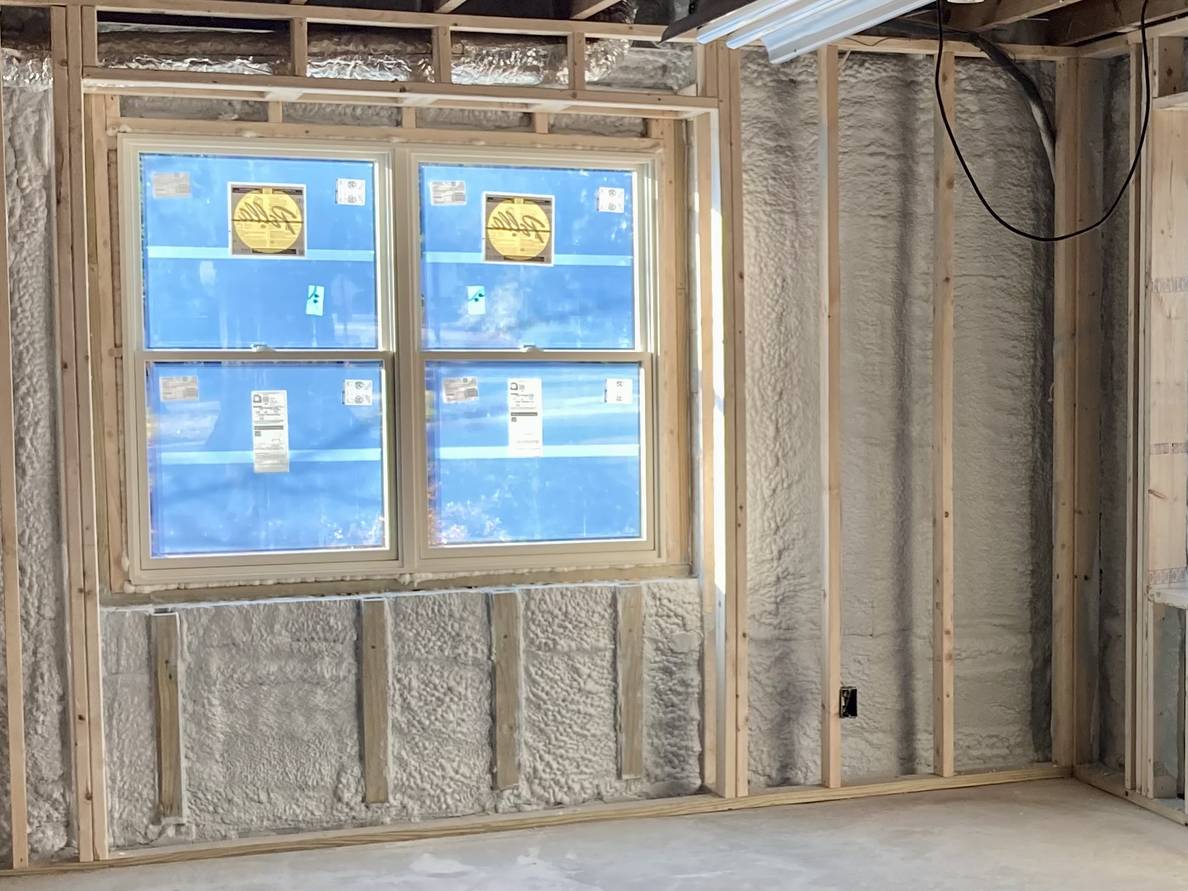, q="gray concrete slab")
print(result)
[10,779,1188,890]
